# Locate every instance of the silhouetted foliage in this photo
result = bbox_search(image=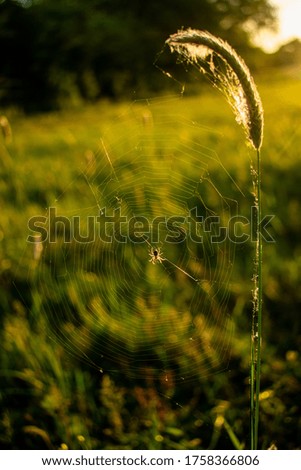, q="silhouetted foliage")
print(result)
[0,0,276,111]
